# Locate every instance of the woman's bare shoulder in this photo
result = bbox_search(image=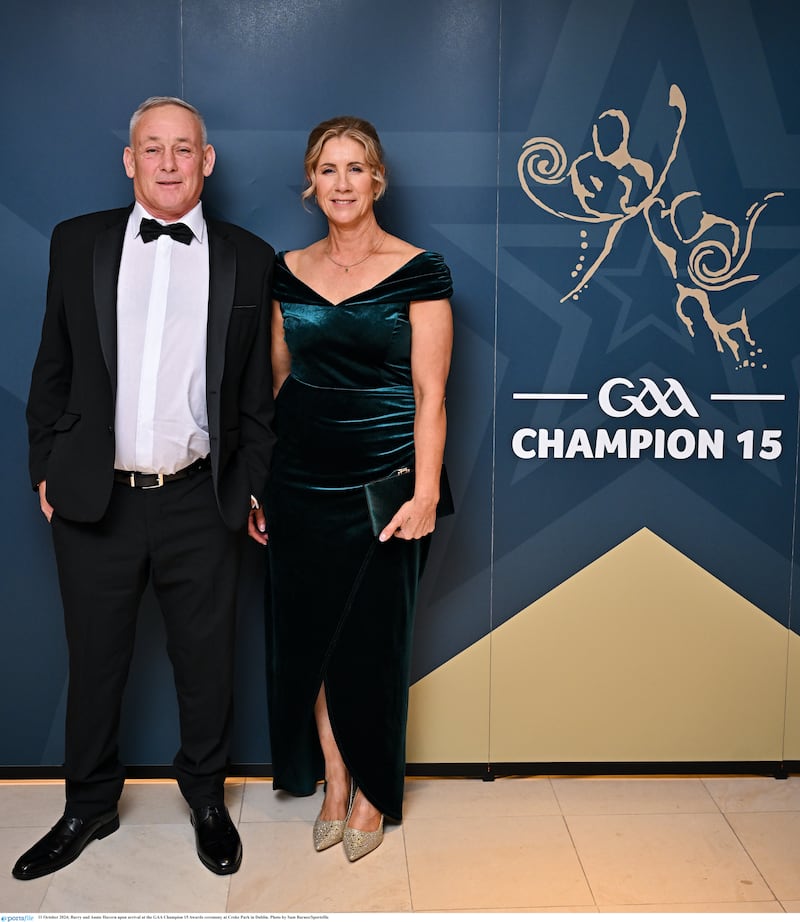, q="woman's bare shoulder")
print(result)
[284,240,327,276]
[381,233,424,261]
